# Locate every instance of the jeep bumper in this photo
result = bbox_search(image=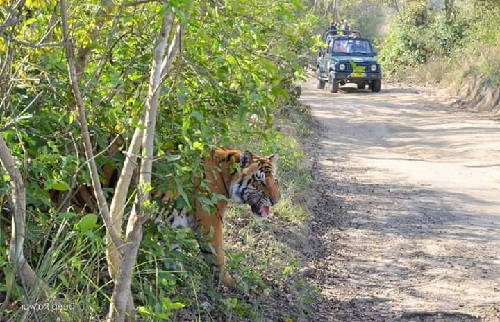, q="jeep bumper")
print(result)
[332,71,381,82]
